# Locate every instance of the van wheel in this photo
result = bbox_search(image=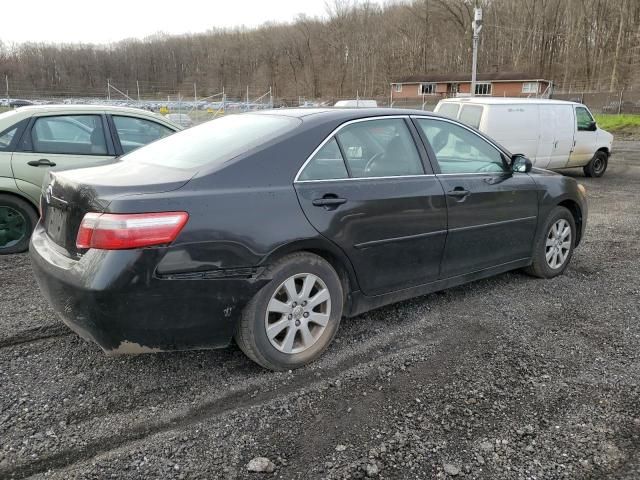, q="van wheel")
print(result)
[235,252,343,371]
[583,151,608,177]
[0,194,38,255]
